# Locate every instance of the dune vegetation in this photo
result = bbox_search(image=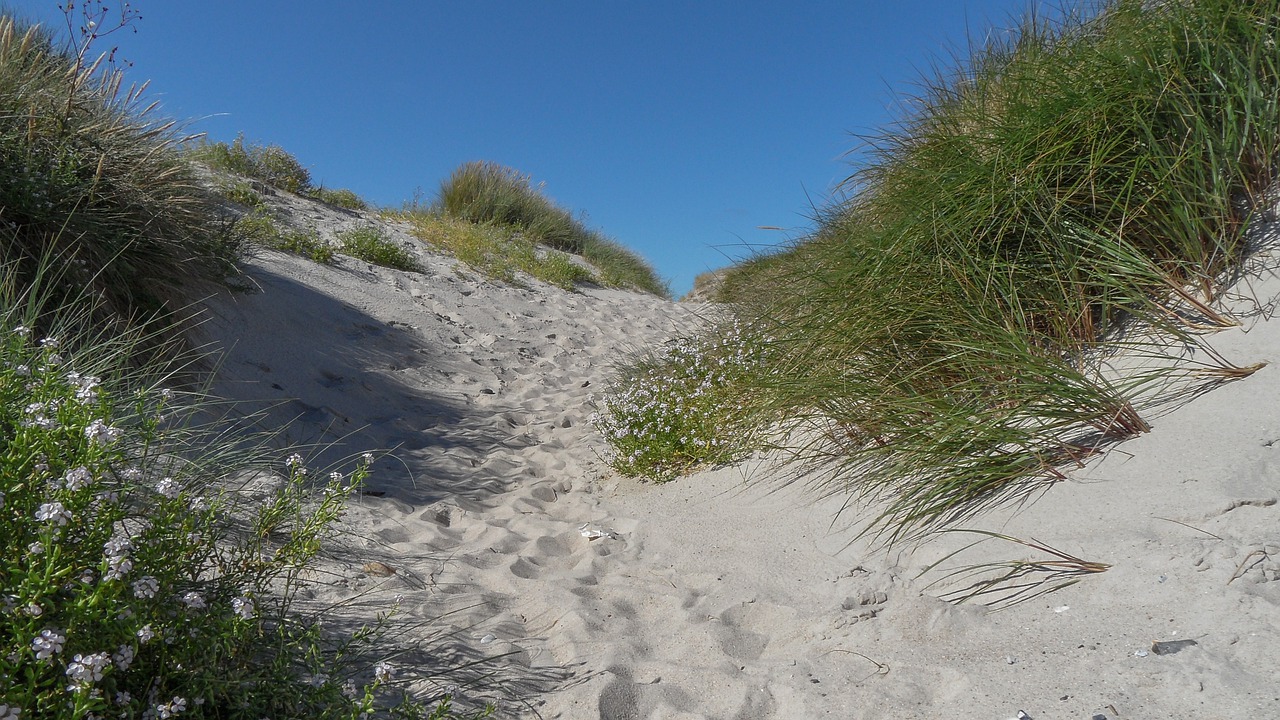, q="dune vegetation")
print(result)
[600,0,1280,540]
[409,160,671,297]
[0,10,513,719]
